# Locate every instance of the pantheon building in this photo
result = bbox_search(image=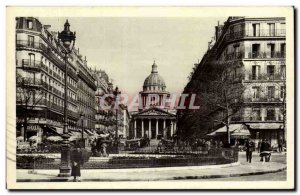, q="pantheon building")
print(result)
[131,61,177,140]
